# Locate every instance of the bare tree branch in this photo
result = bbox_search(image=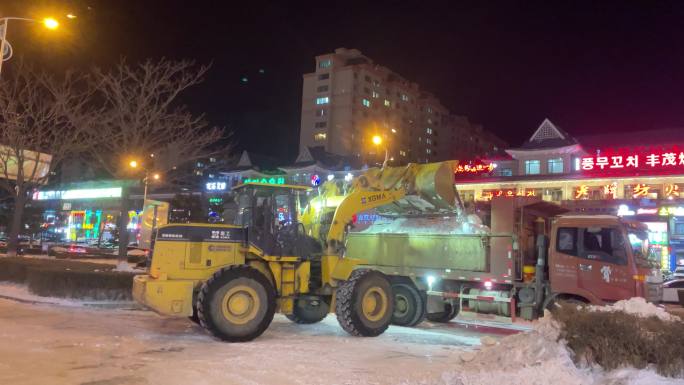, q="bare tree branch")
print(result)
[0,60,95,256]
[84,58,231,179]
